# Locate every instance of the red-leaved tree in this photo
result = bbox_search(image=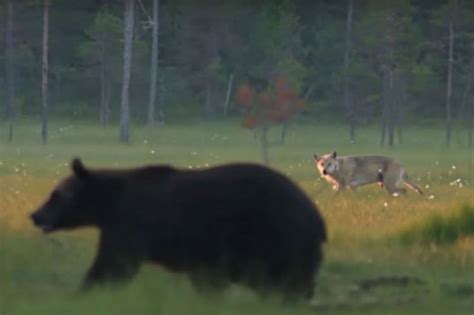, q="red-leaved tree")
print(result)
[236,75,305,164]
